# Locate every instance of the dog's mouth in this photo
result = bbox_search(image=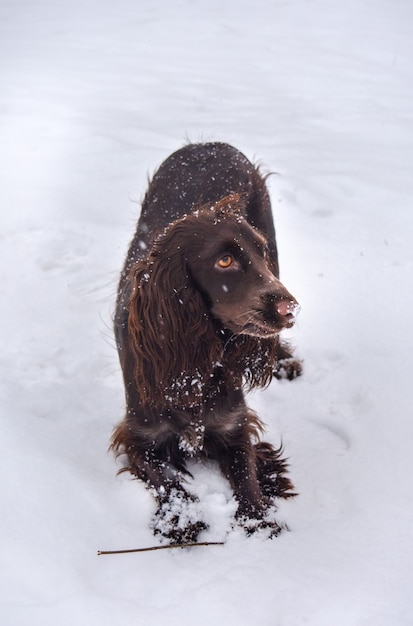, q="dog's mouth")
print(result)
[241,320,290,338]
[212,297,299,339]
[239,300,299,338]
